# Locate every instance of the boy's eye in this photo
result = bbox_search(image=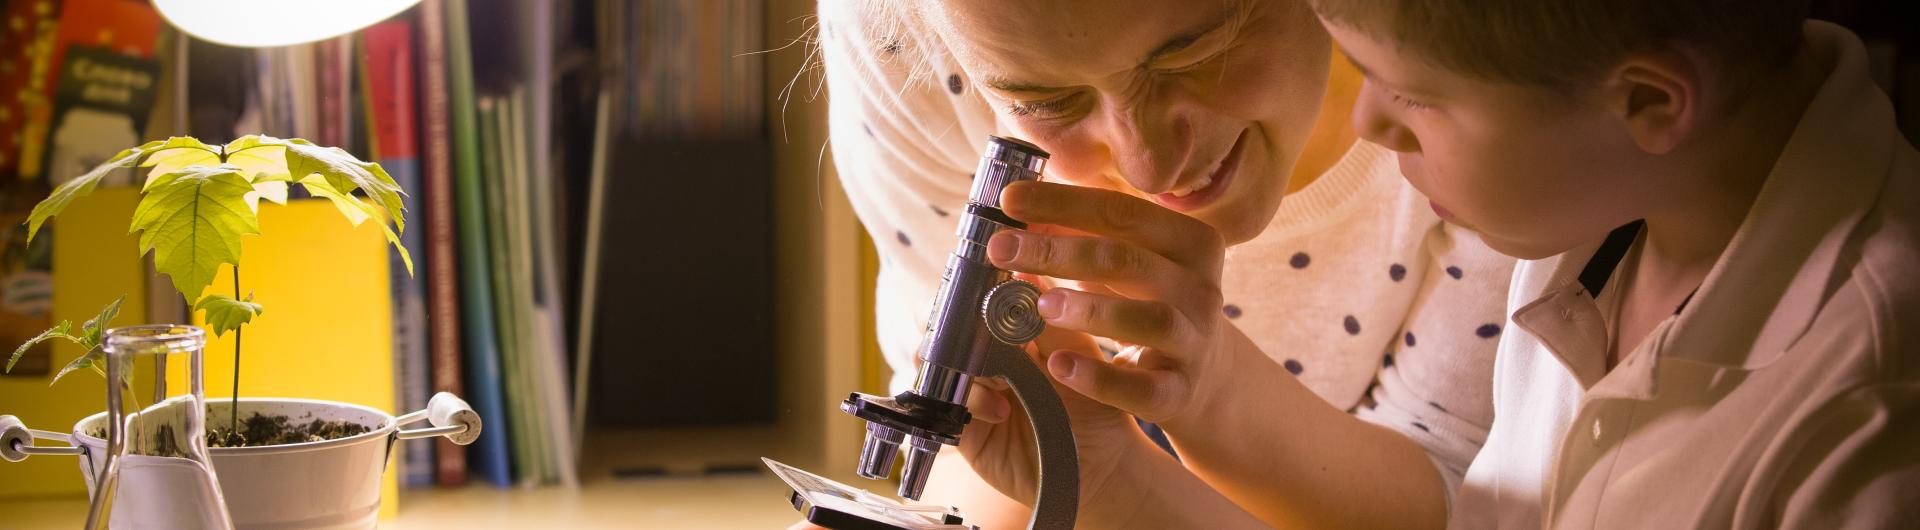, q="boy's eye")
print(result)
[1389,91,1431,111]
